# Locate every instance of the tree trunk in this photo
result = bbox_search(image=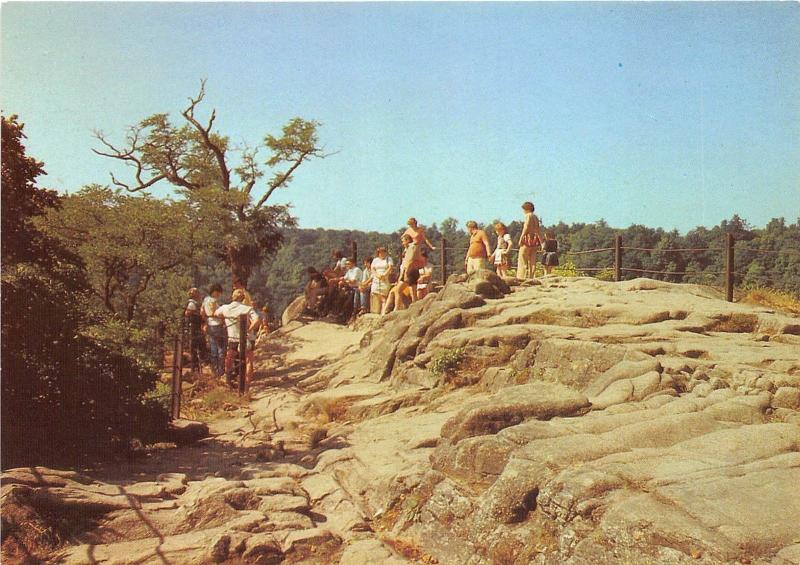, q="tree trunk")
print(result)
[227,243,254,287]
